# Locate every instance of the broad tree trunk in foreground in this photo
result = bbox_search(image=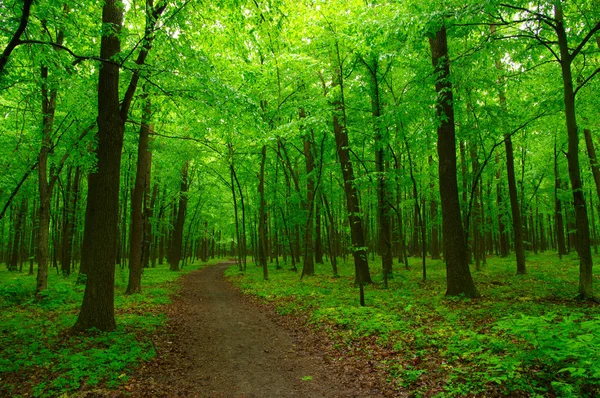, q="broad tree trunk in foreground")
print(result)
[429,25,478,298]
[73,0,124,332]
